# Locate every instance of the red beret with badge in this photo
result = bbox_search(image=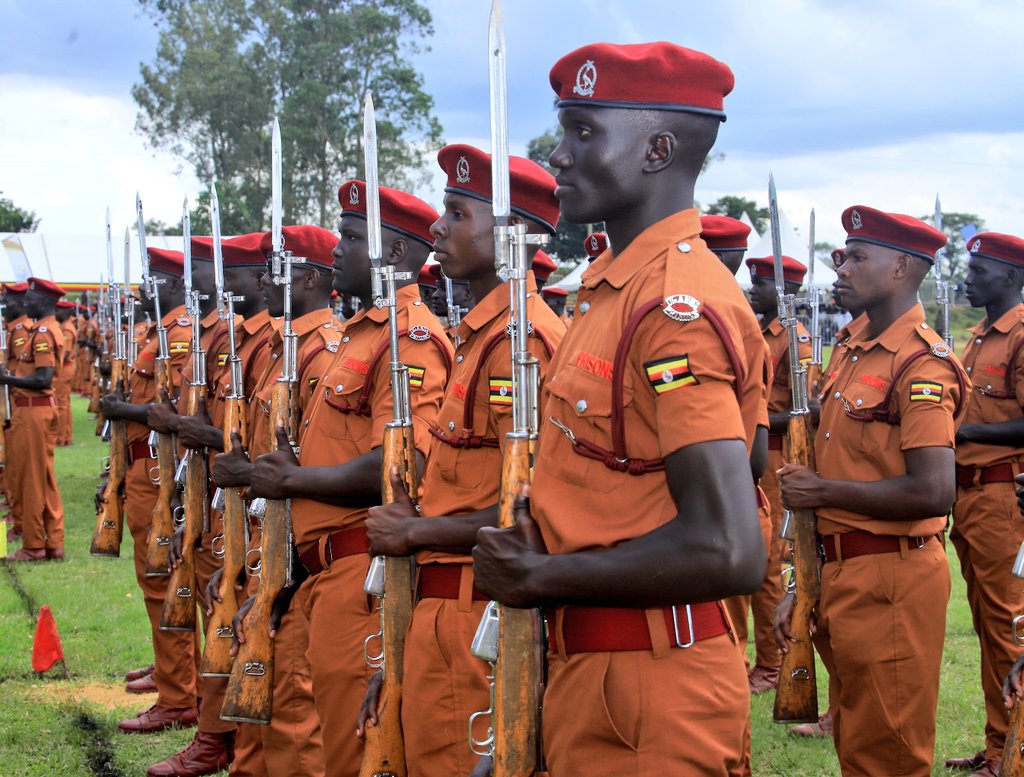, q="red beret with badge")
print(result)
[259,225,337,270]
[549,42,734,120]
[701,215,751,252]
[966,232,1024,268]
[27,277,66,300]
[437,144,559,234]
[3,282,28,295]
[745,255,807,285]
[842,205,946,264]
[583,232,608,259]
[427,263,444,281]
[831,248,846,267]
[532,250,557,281]
[339,180,439,249]
[221,232,267,267]
[541,286,568,298]
[56,299,76,309]
[147,247,185,277]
